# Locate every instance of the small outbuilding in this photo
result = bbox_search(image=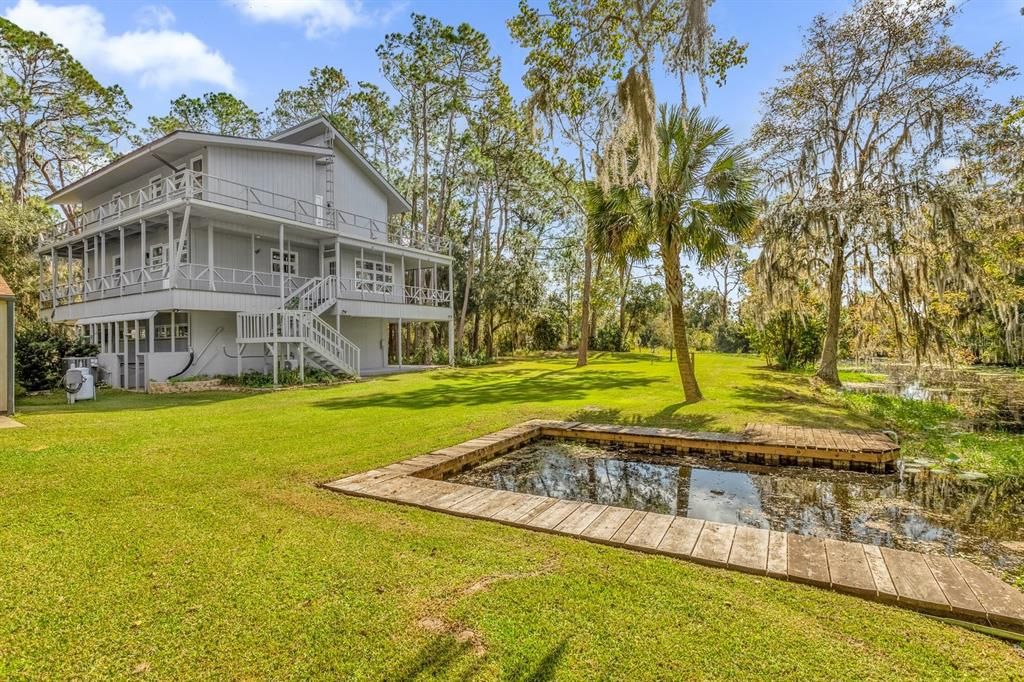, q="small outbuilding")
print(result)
[0,274,14,415]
